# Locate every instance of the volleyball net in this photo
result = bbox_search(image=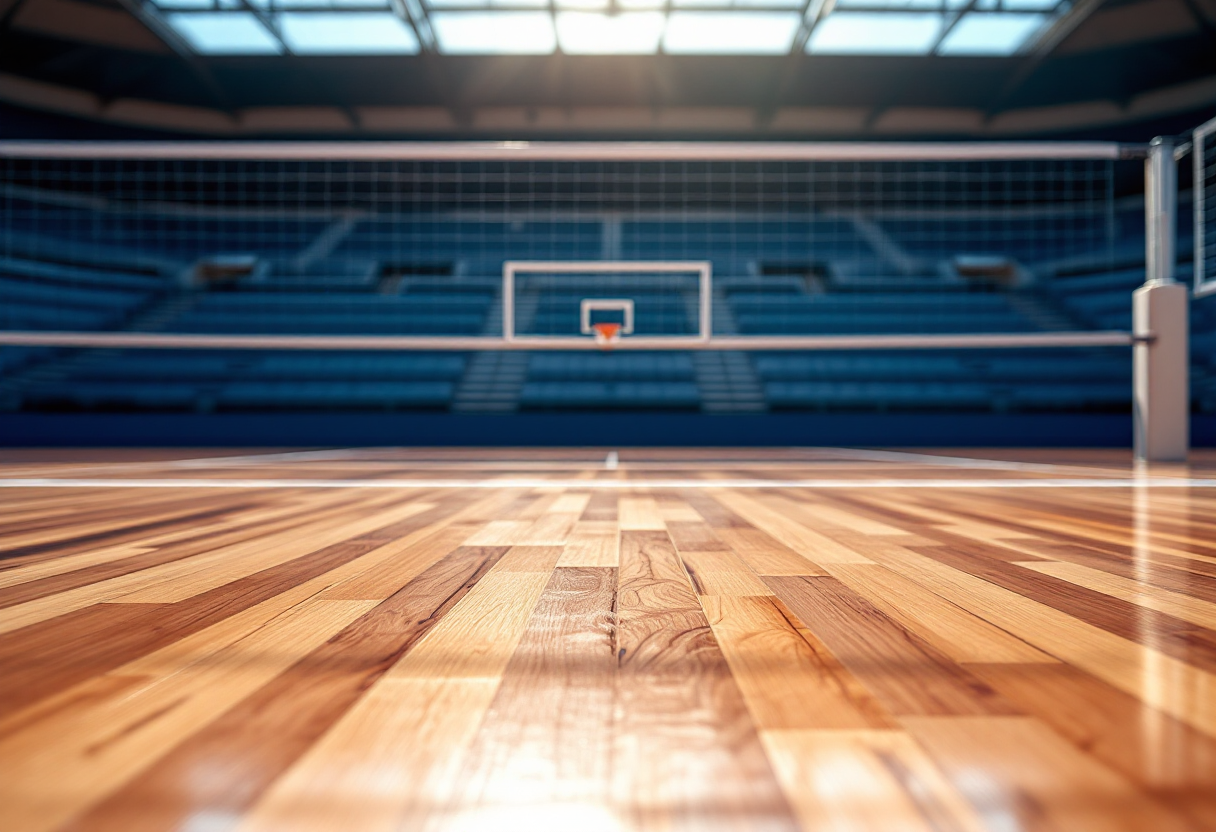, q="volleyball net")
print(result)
[0,138,1199,456]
